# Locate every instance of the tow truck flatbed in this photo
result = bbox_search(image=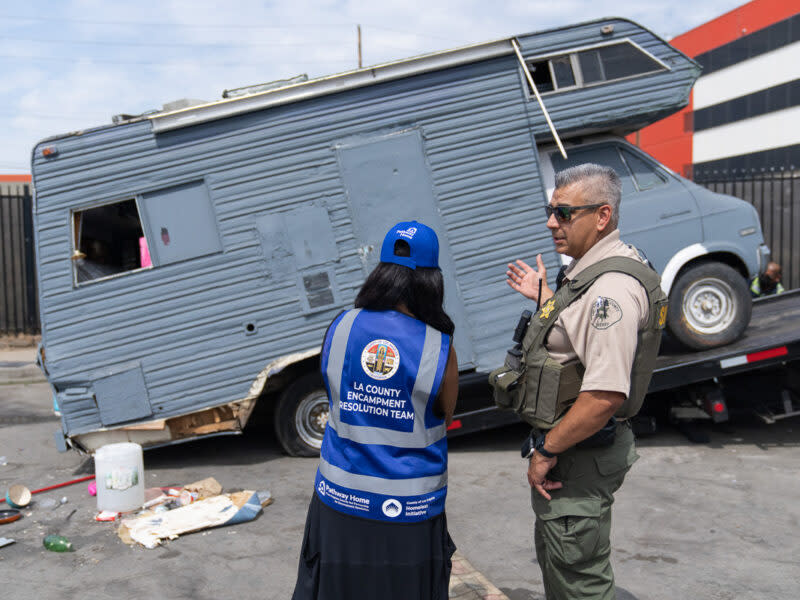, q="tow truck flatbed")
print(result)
[651,290,800,392]
[450,290,800,436]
